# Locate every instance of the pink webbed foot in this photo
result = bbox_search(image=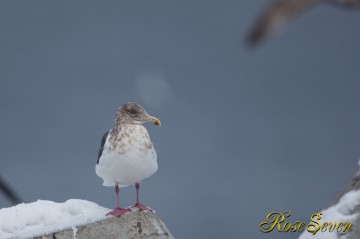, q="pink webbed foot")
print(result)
[106,207,131,217]
[131,203,154,212]
[132,183,154,212]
